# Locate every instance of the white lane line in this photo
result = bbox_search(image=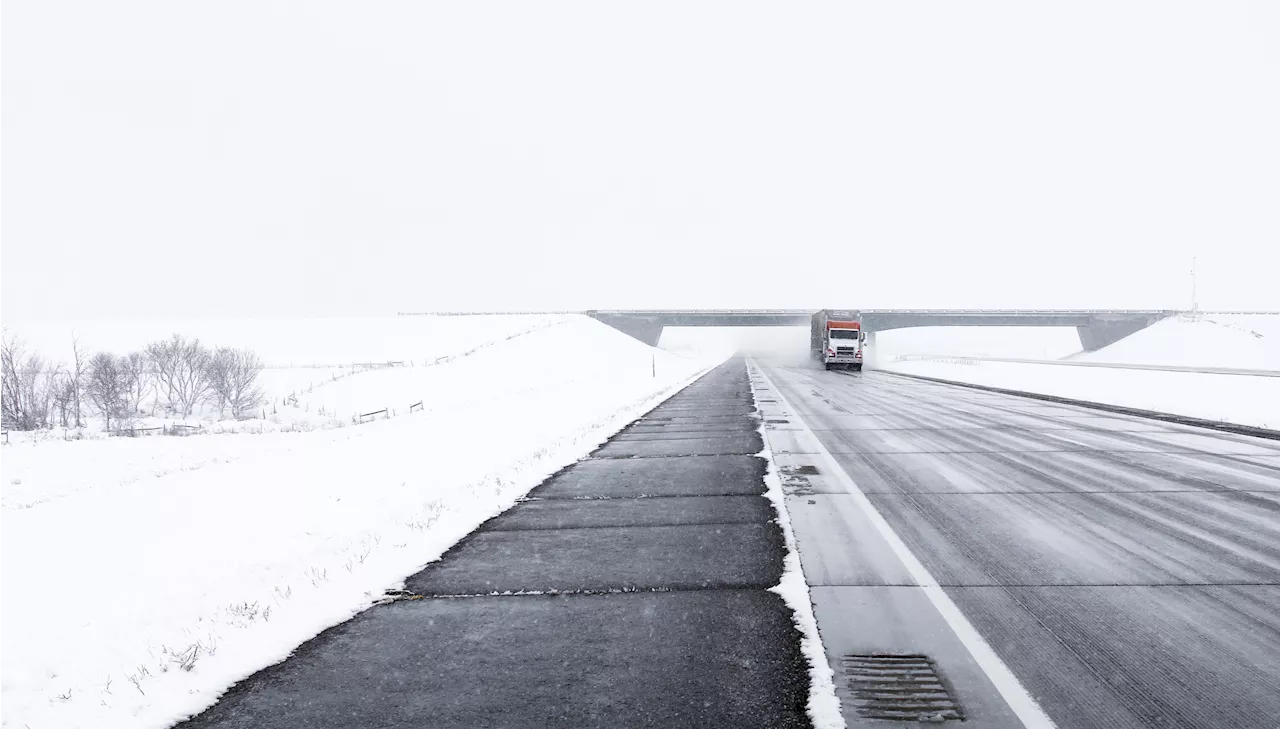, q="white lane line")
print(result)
[750,361,1058,729]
